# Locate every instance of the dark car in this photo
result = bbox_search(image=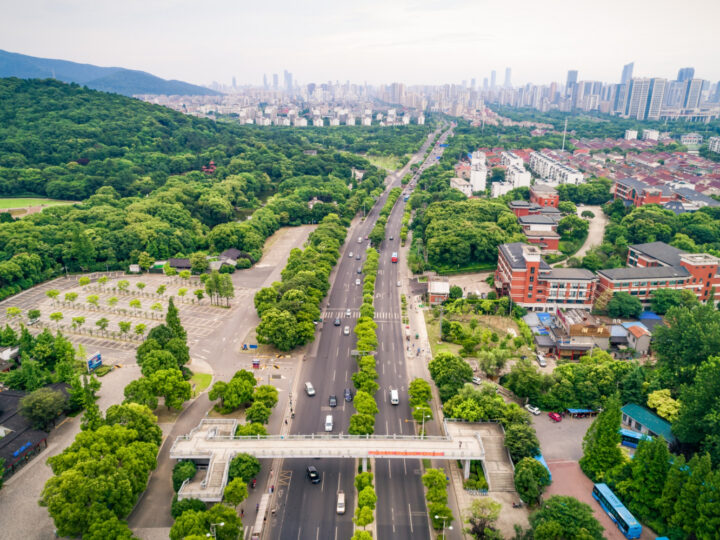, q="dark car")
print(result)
[329,395,337,407]
[355,253,361,260]
[344,388,354,402]
[306,466,320,484]
[333,318,341,326]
